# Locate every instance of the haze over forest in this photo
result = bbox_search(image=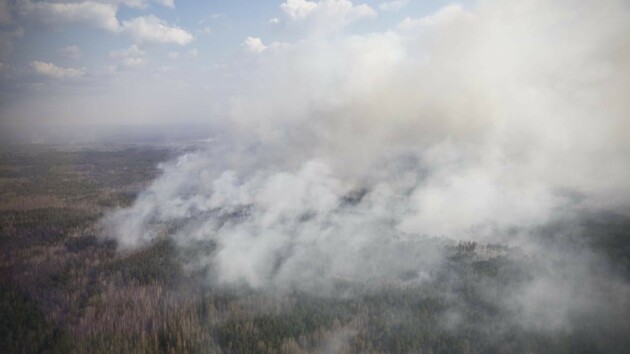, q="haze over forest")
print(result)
[1,0,630,353]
